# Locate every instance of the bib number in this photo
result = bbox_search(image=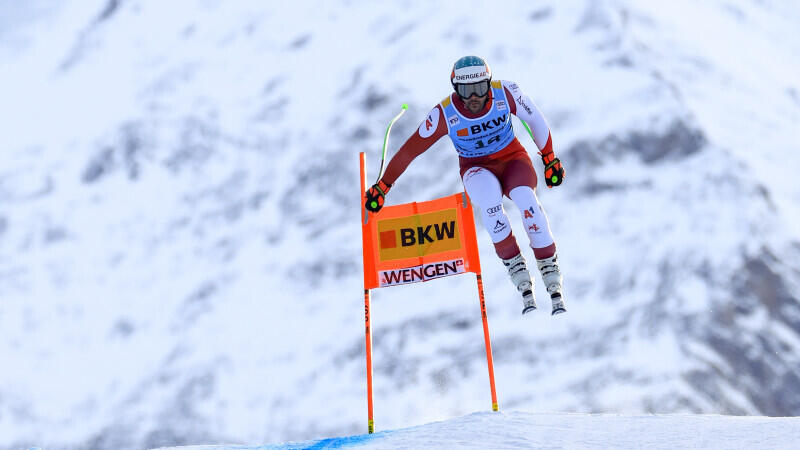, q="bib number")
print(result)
[474,135,502,149]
